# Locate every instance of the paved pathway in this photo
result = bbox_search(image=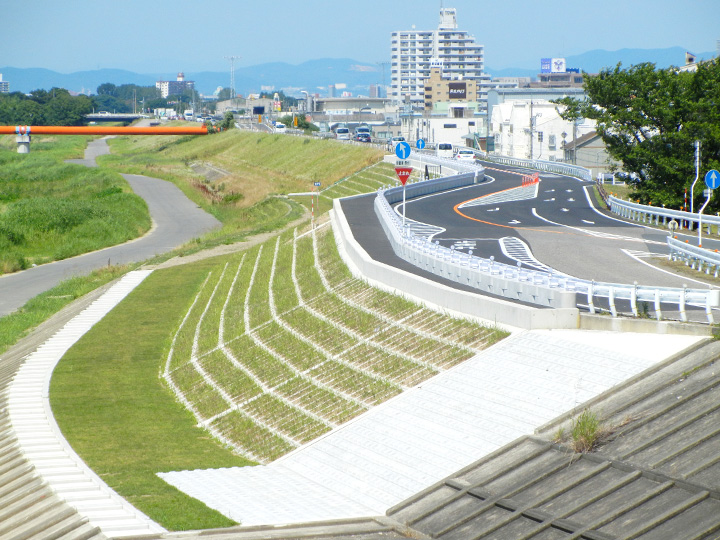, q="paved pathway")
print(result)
[0,138,221,316]
[159,329,703,527]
